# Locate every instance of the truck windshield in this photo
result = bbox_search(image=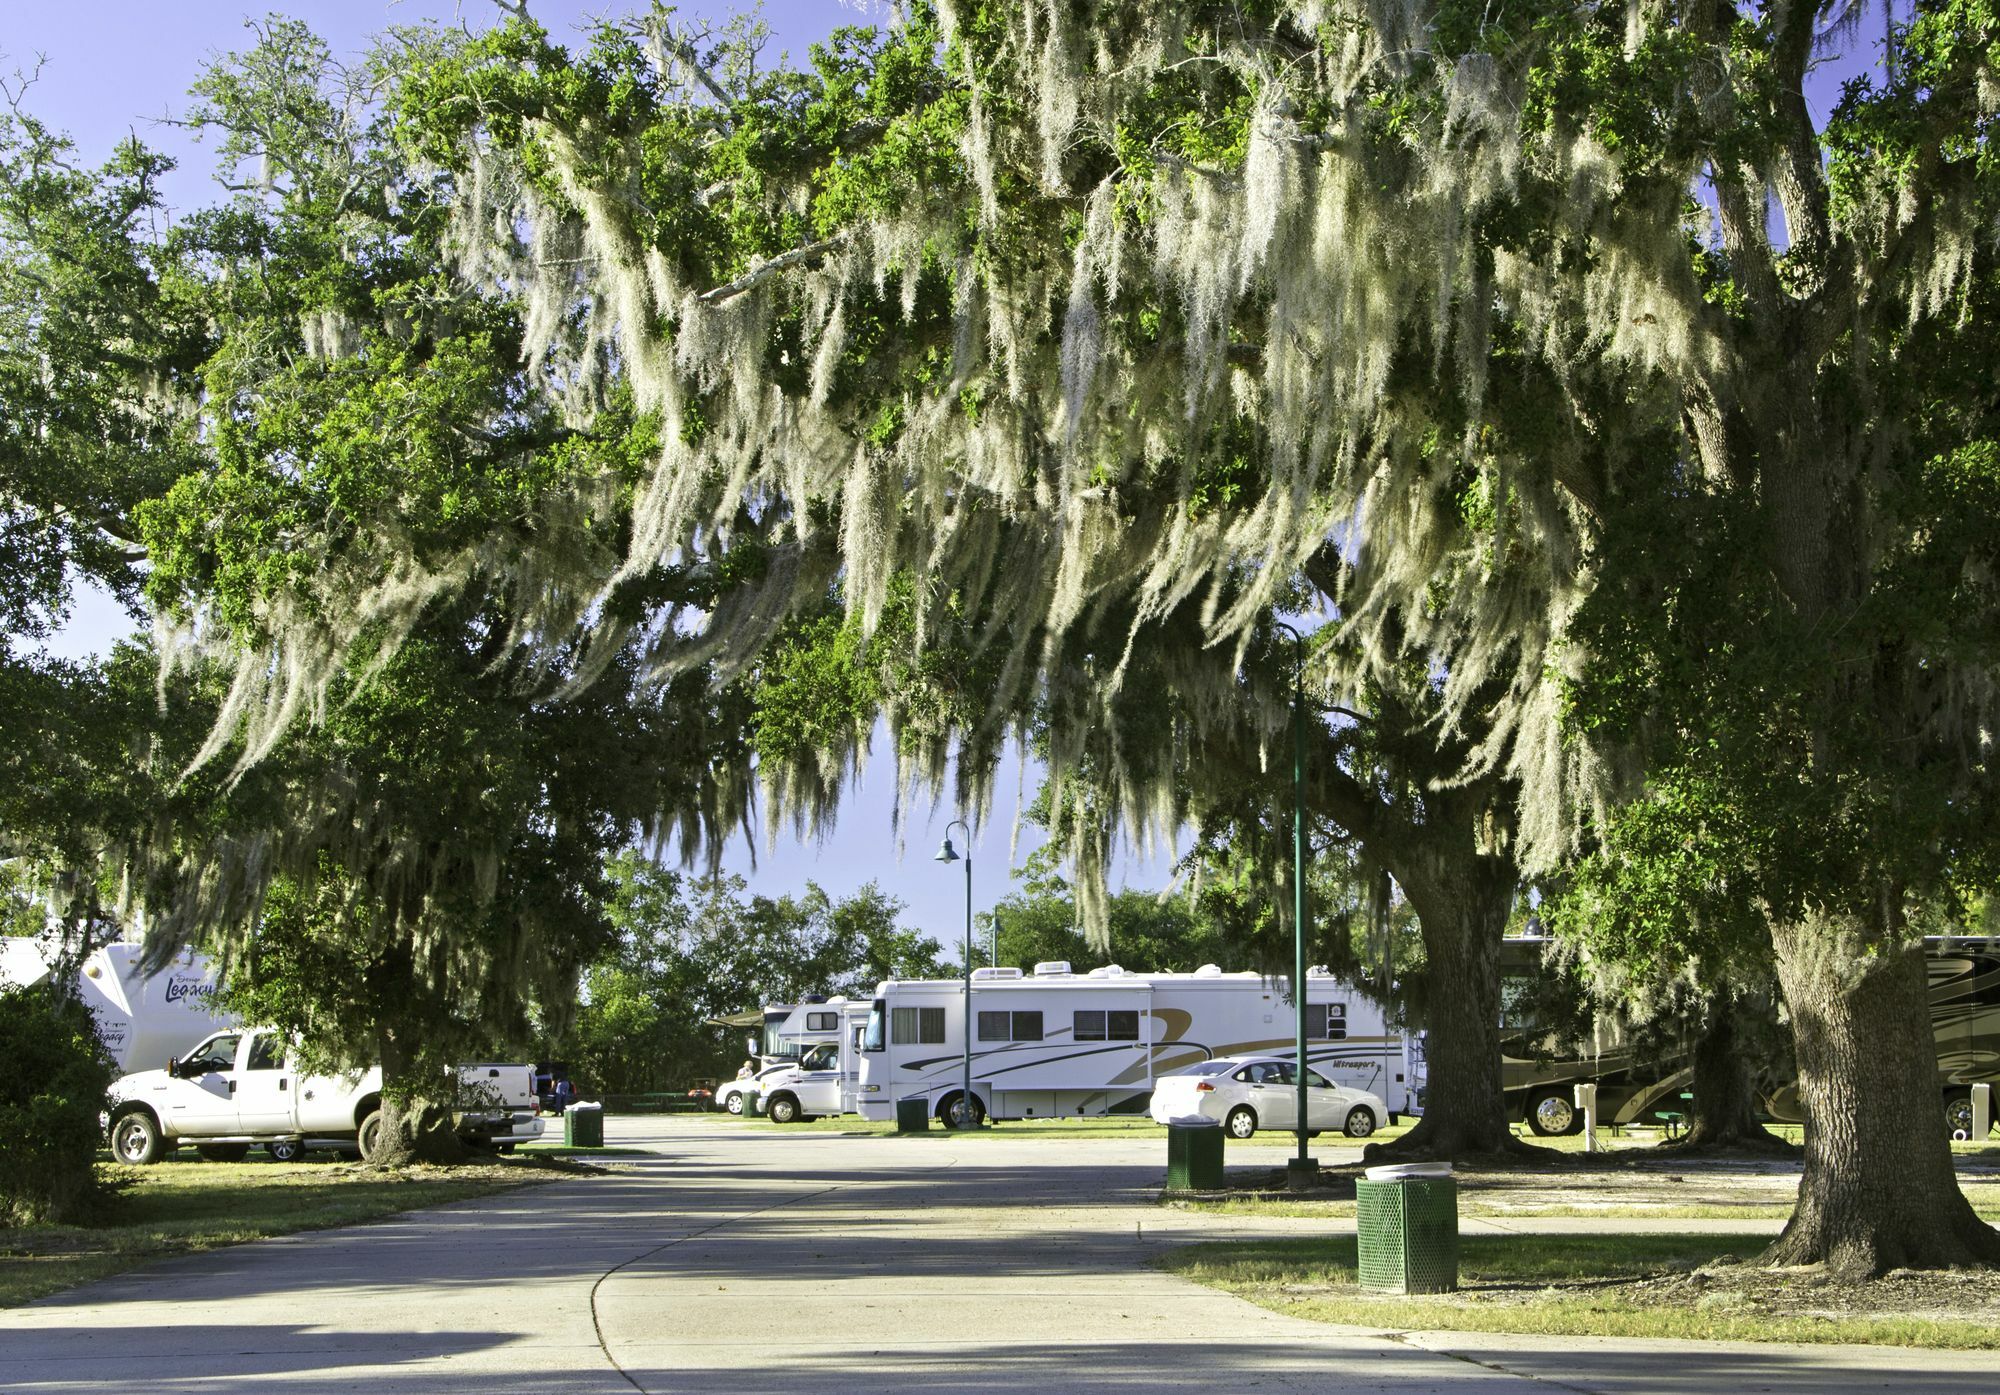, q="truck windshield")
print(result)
[862,998,886,1052]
